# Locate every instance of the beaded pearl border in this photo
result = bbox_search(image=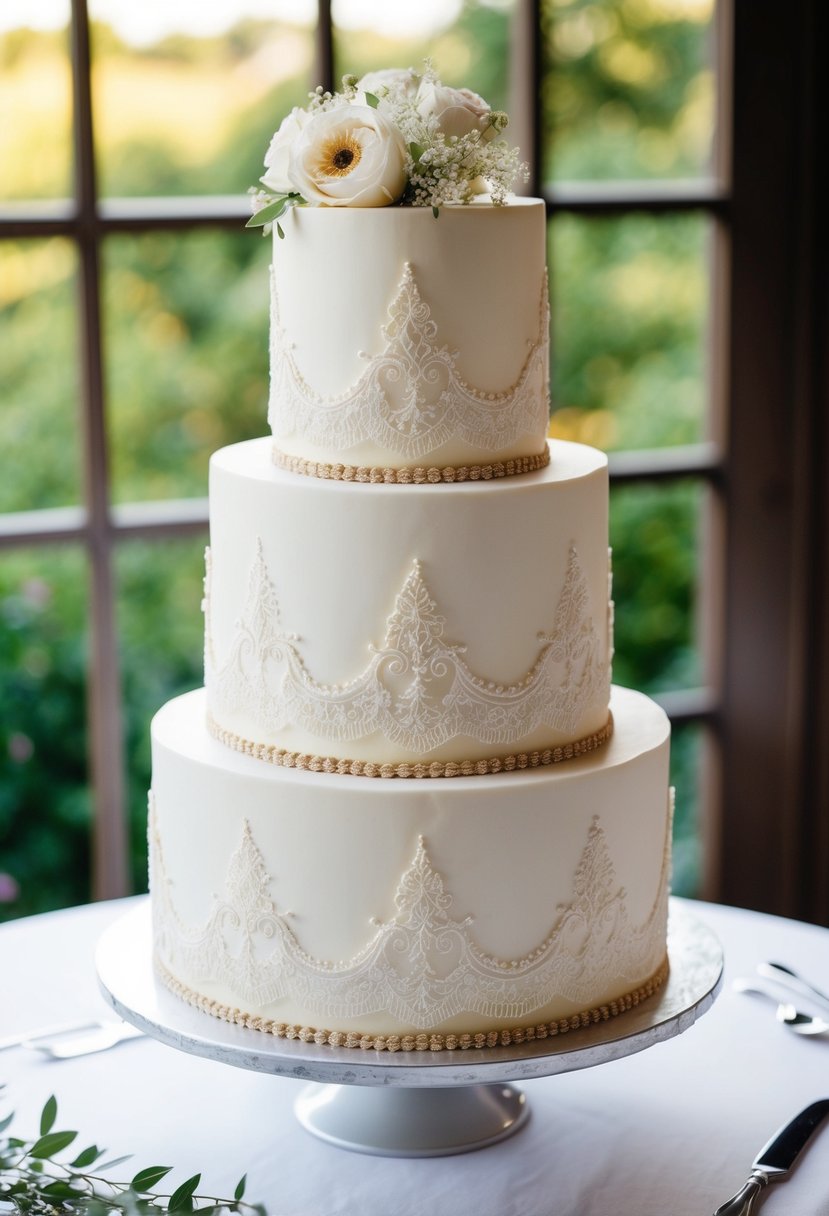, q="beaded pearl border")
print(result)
[155,954,669,1052]
[206,712,614,779]
[272,446,551,484]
